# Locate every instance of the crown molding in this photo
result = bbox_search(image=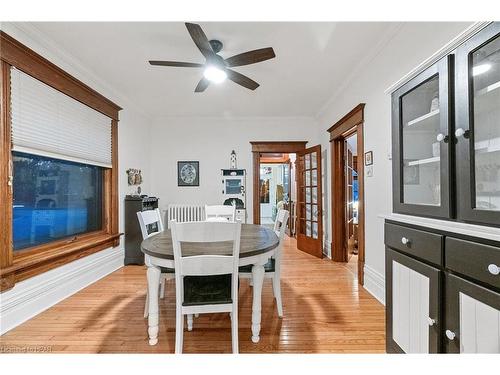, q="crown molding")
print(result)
[384,21,492,94]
